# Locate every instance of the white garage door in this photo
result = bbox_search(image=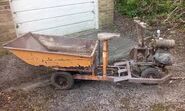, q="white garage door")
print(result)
[10,0,99,36]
